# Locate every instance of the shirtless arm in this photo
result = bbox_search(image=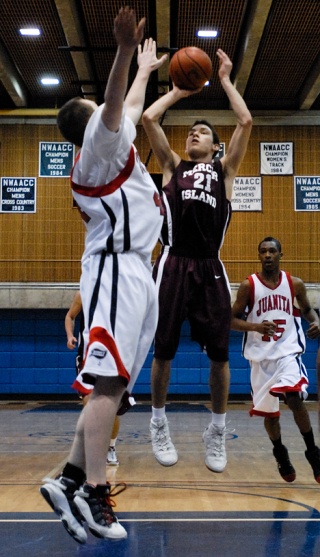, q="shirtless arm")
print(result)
[65,291,82,350]
[142,84,199,184]
[101,7,145,132]
[125,39,167,126]
[217,50,252,200]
